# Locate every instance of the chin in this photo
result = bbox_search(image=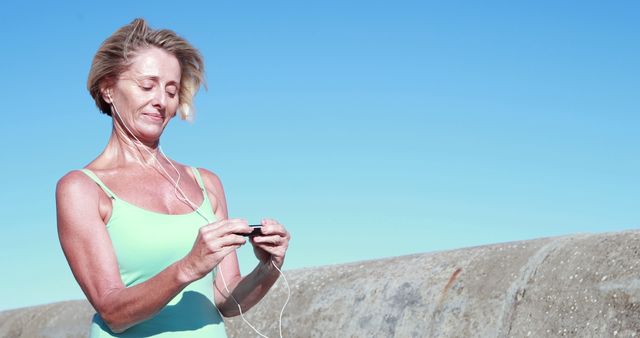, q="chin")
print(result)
[138,127,165,141]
